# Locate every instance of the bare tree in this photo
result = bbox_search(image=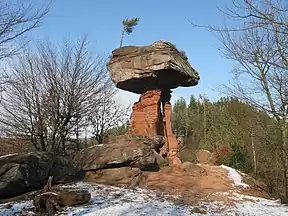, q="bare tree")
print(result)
[0,0,51,60]
[0,0,51,99]
[0,37,113,154]
[90,88,129,144]
[188,0,288,202]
